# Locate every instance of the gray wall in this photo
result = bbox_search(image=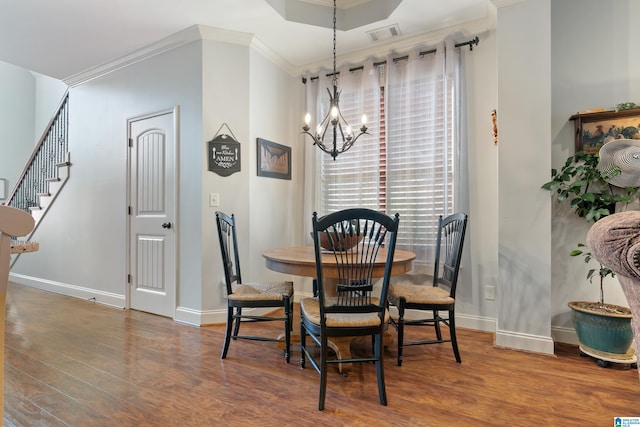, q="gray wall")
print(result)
[496,0,553,353]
